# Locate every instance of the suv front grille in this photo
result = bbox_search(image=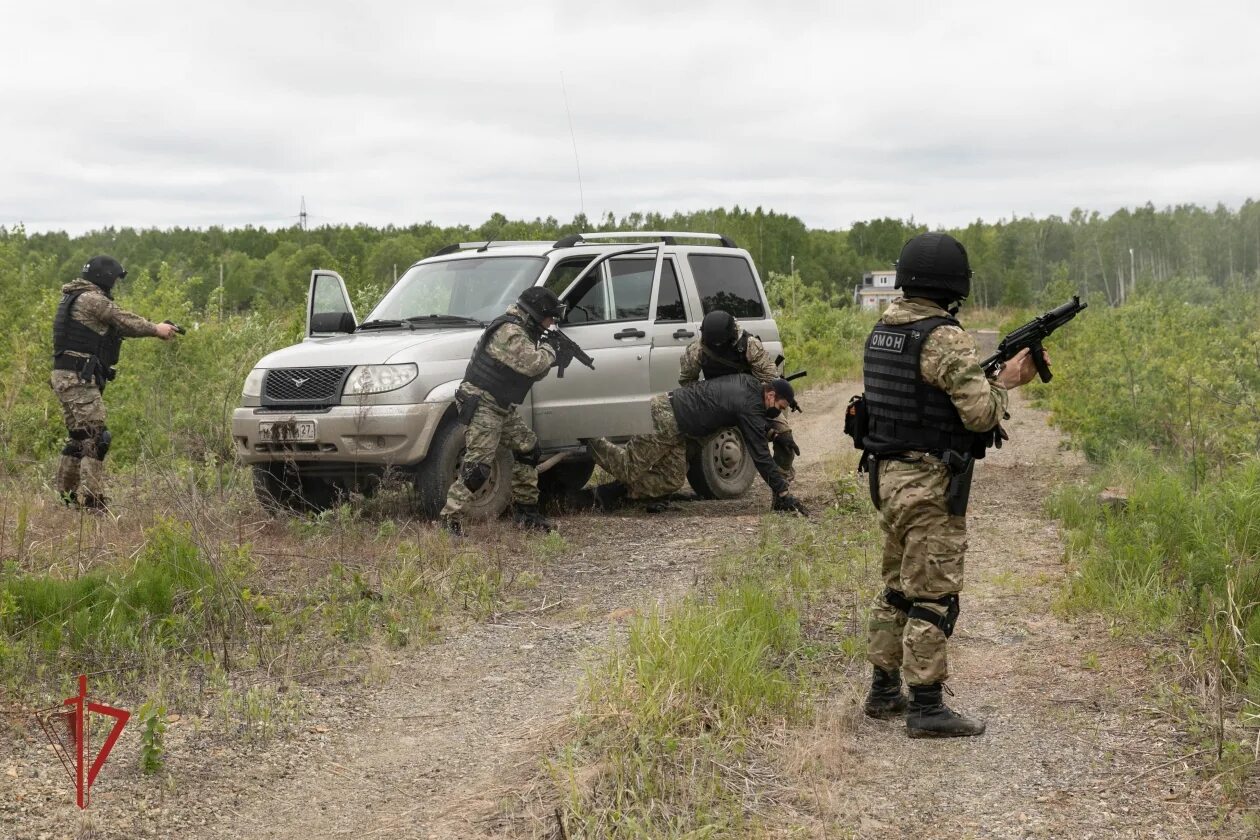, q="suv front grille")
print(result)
[263,367,349,407]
